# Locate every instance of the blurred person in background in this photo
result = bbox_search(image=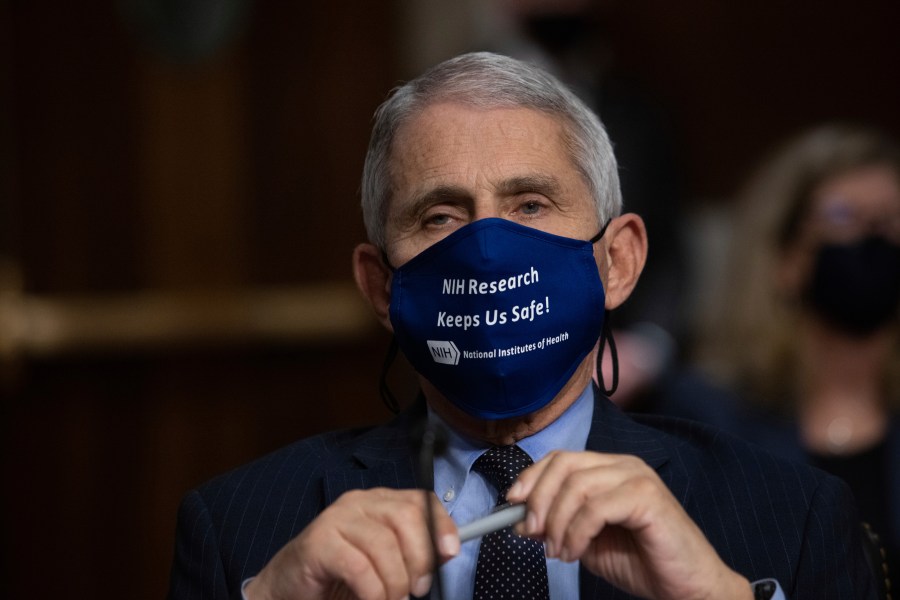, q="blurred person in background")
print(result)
[696,123,900,588]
